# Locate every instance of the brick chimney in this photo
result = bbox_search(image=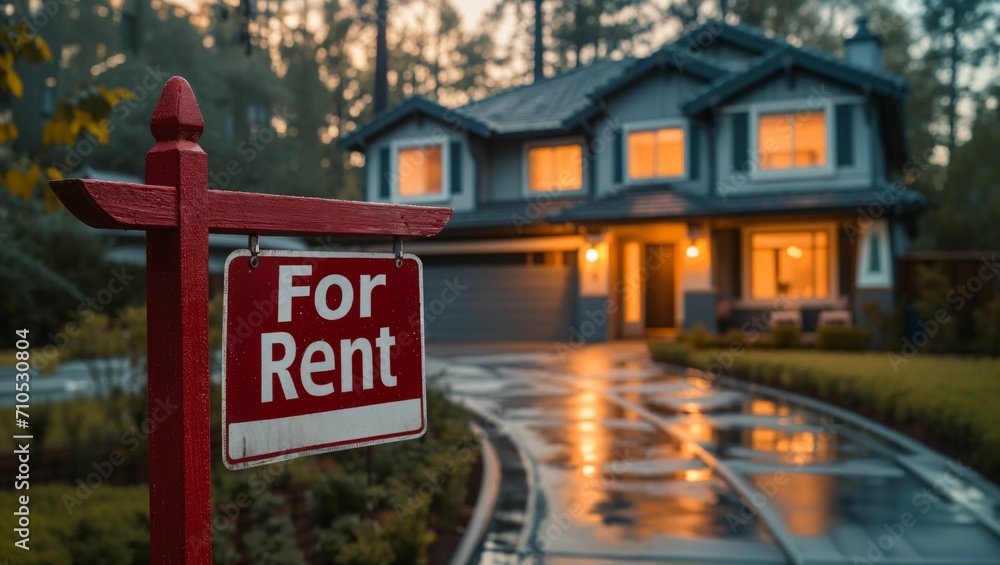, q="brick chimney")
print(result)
[845,14,883,70]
